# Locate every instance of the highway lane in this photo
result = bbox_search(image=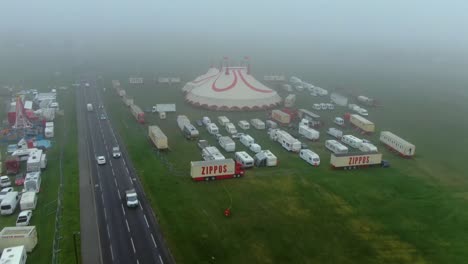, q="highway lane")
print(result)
[79,80,171,264]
